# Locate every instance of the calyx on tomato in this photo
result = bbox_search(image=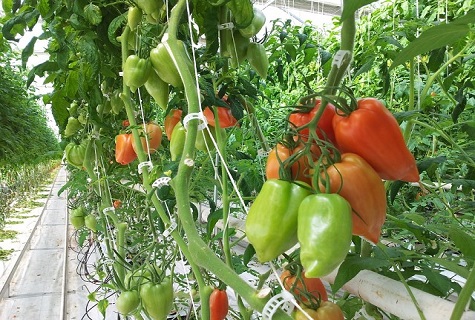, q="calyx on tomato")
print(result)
[316,153,387,244]
[266,141,321,185]
[203,106,238,128]
[280,269,328,303]
[298,193,352,278]
[245,179,312,262]
[289,99,337,144]
[123,55,152,92]
[332,98,419,182]
[115,133,137,165]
